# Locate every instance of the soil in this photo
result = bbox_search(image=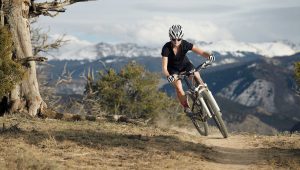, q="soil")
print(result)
[0,115,299,170]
